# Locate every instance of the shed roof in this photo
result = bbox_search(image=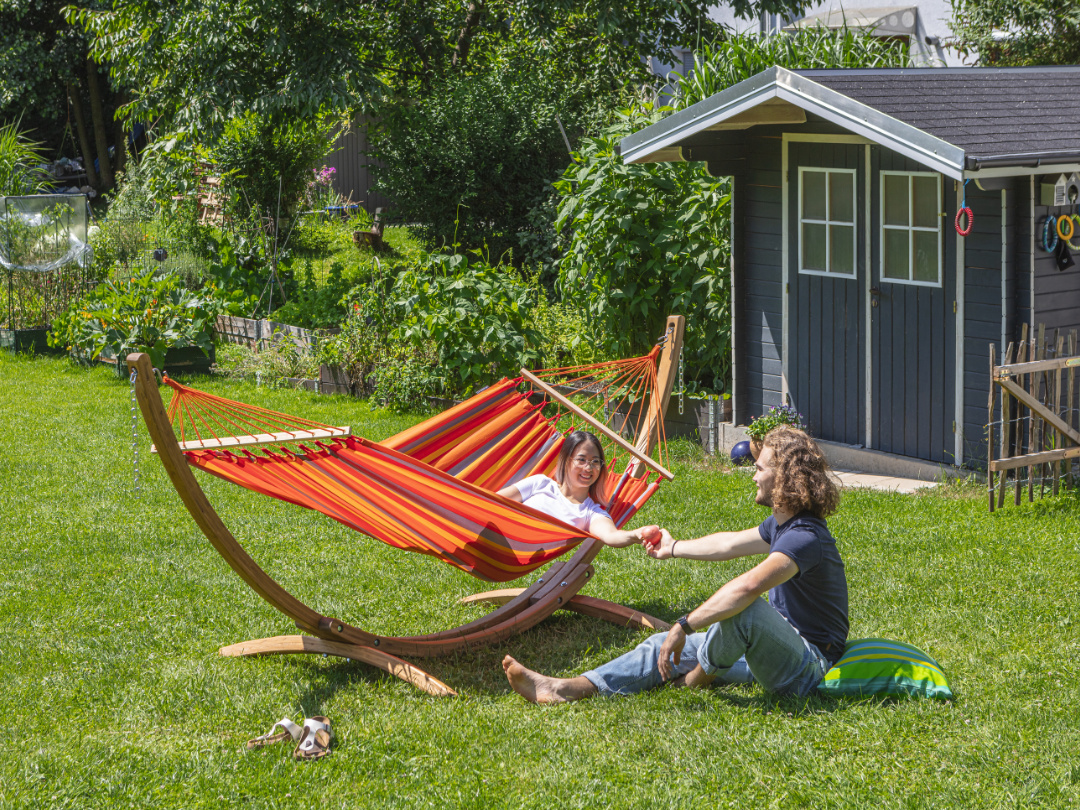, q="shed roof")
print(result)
[619,66,1080,179]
